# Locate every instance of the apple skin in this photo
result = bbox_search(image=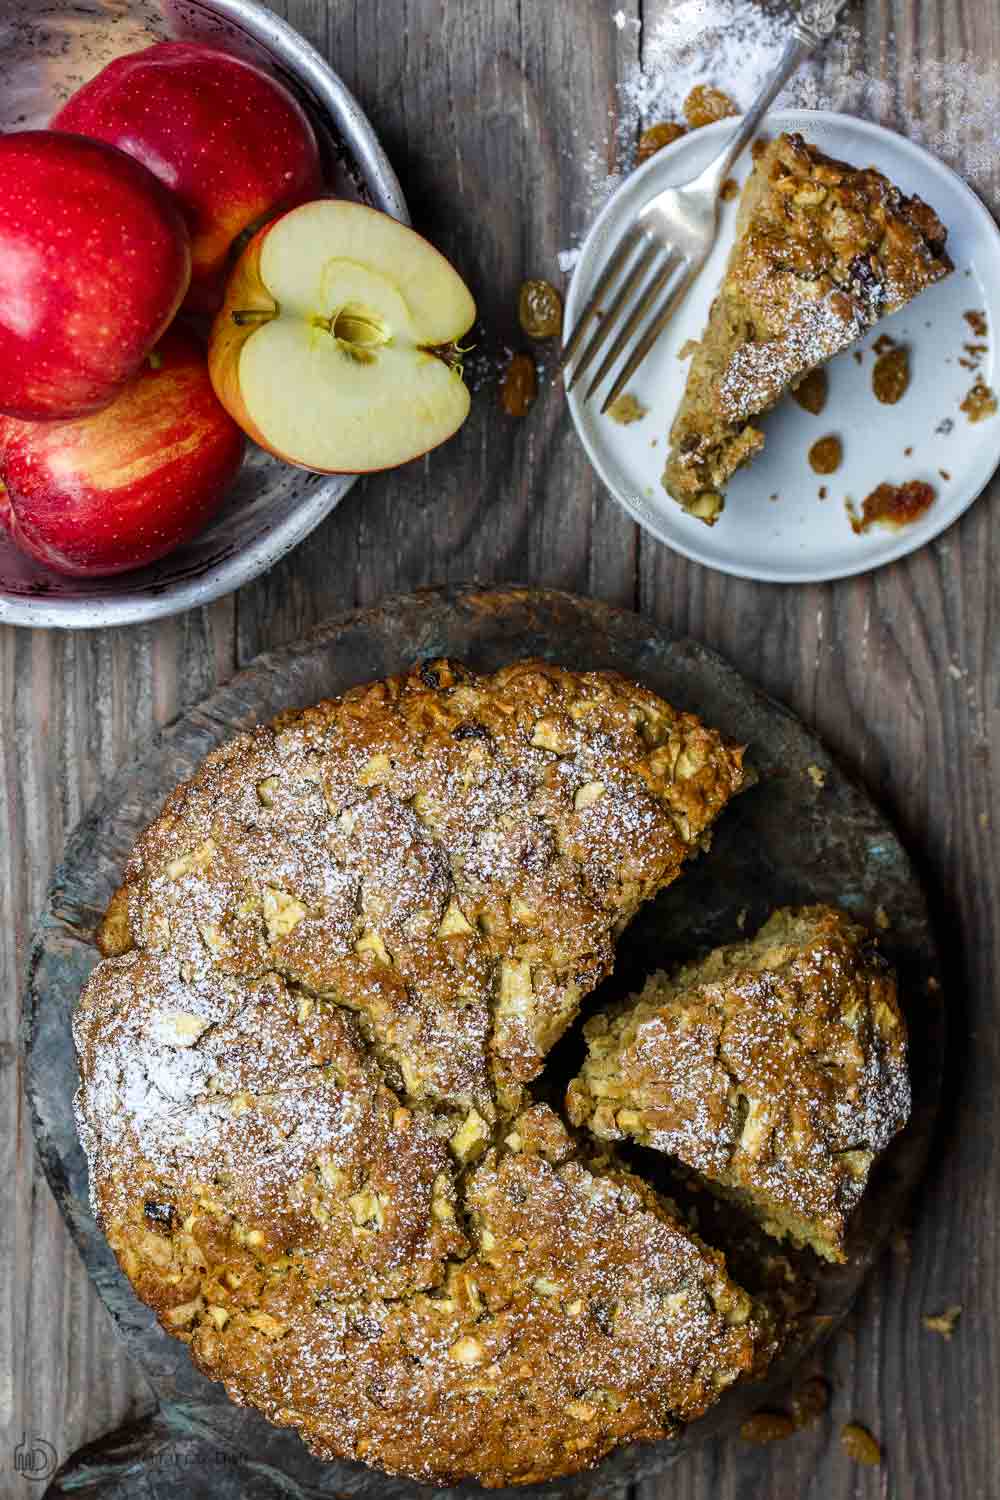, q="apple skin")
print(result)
[208,202,475,474]
[0,327,245,577]
[0,131,191,421]
[208,220,288,459]
[54,42,323,314]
